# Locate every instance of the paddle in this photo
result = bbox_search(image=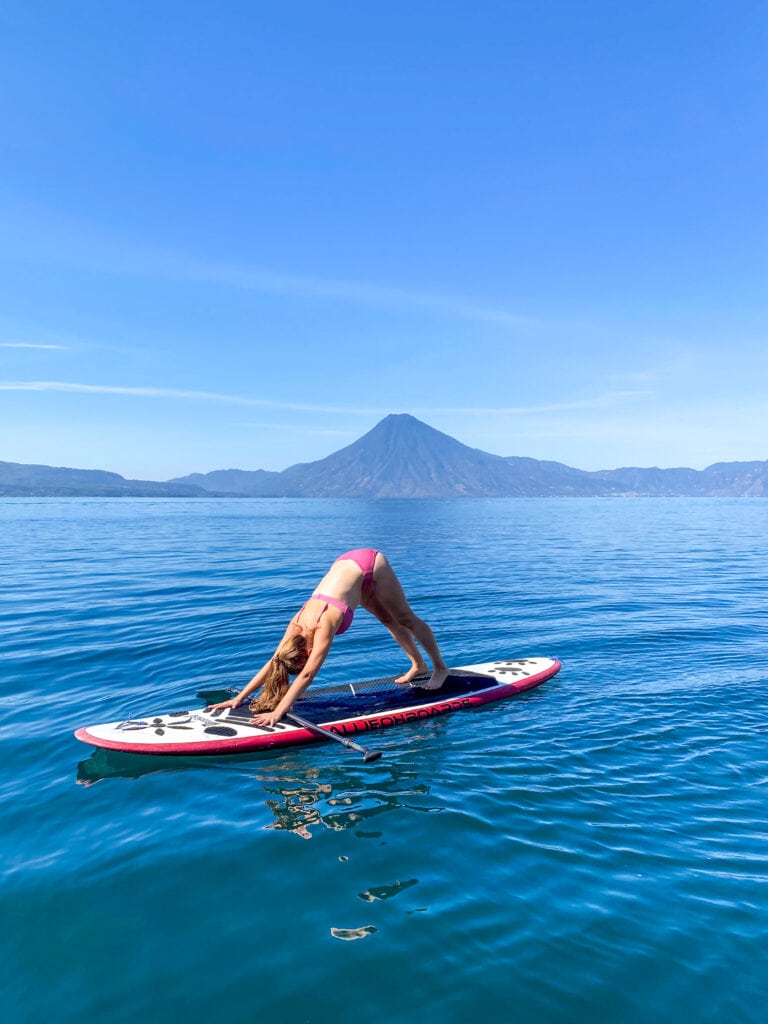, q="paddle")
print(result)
[285,711,382,763]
